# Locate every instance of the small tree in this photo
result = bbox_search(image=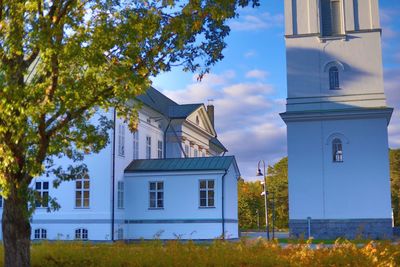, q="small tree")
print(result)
[0,1,259,266]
